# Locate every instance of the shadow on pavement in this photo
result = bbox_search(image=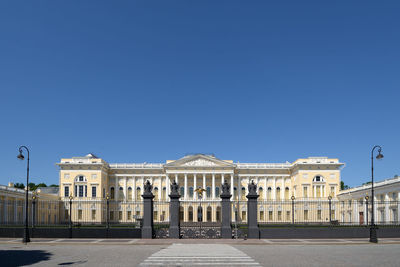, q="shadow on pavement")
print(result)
[0,249,52,267]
